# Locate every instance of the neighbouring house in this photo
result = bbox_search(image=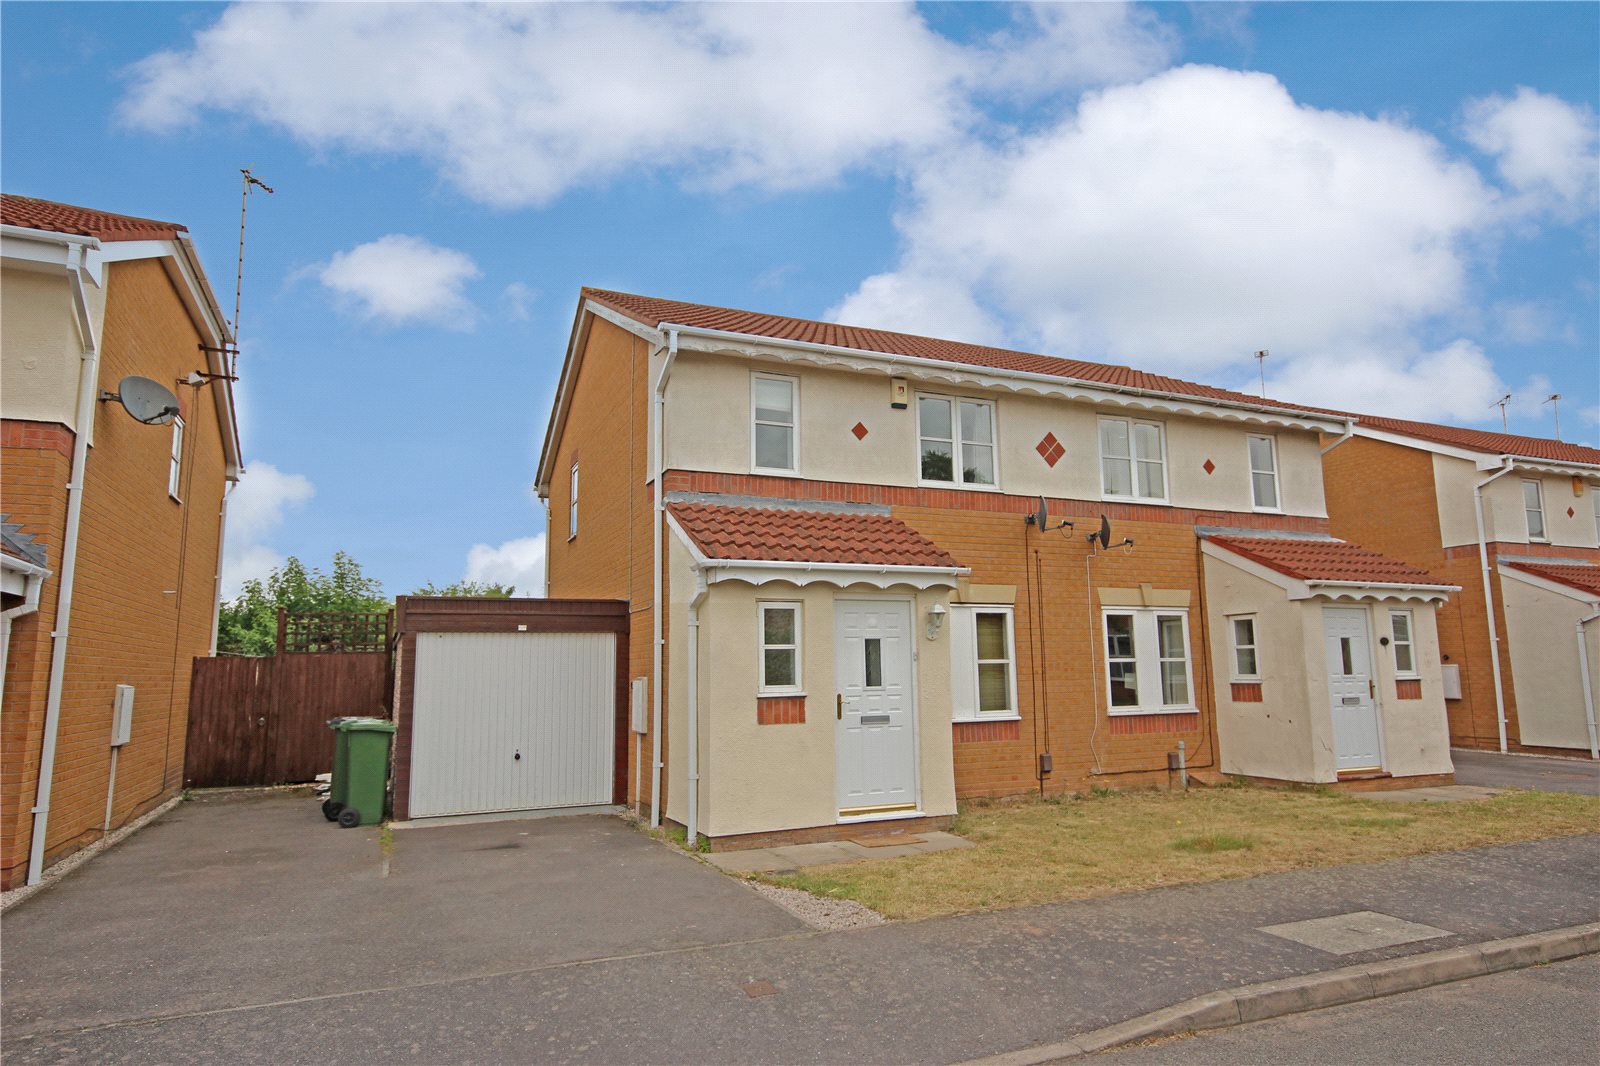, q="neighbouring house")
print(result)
[1321,416,1600,758]
[0,195,242,887]
[535,289,1461,849]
